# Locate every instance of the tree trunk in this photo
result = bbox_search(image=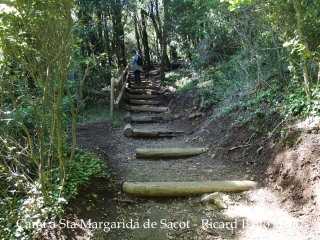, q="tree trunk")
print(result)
[142,6,162,62]
[140,10,152,69]
[160,0,169,81]
[123,181,257,197]
[102,13,112,66]
[292,0,311,100]
[134,12,142,55]
[112,0,126,69]
[271,31,285,83]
